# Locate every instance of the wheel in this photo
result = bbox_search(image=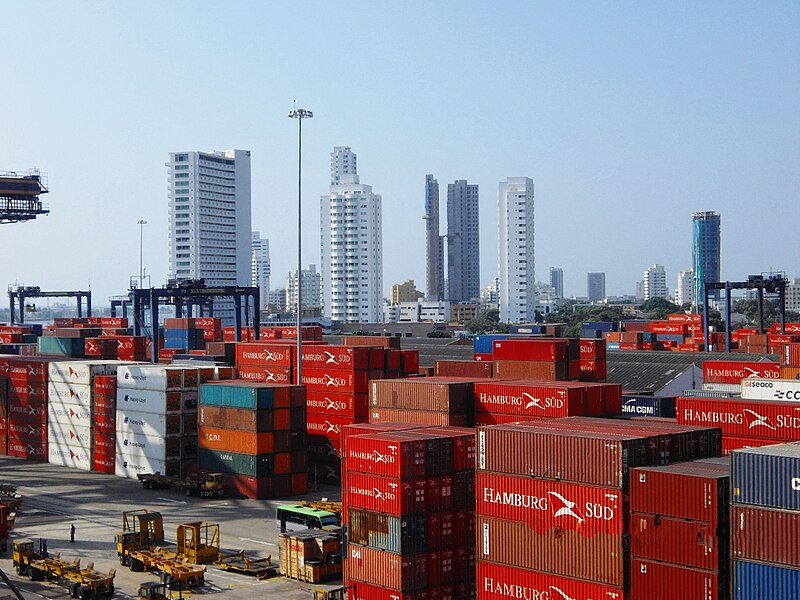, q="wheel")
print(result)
[69,582,80,598]
[185,487,192,497]
[79,585,94,600]
[14,564,21,575]
[118,554,125,565]
[130,557,144,572]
